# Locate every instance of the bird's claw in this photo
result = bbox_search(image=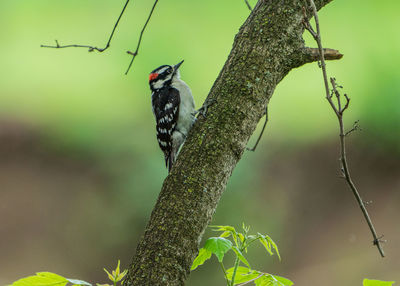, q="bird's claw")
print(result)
[194,99,216,118]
